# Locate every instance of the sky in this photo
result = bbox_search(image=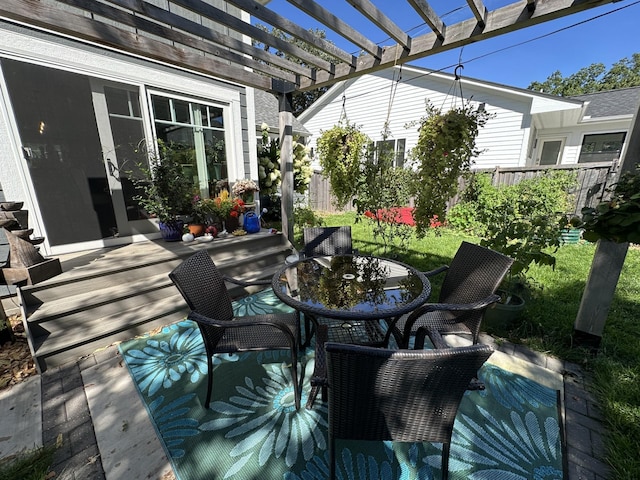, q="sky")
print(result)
[257,0,640,89]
